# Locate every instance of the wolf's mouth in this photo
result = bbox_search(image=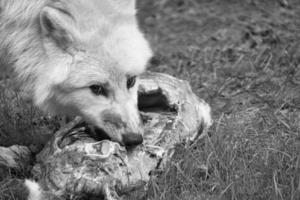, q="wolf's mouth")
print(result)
[88,88,177,143]
[87,126,111,141]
